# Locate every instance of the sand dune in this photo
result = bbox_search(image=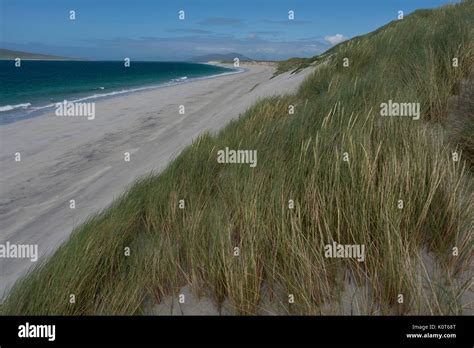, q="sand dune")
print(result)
[0,63,314,299]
